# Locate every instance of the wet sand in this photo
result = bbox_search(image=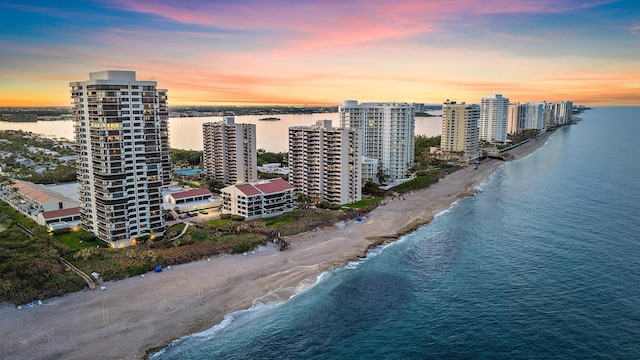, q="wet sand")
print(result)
[0,132,552,360]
